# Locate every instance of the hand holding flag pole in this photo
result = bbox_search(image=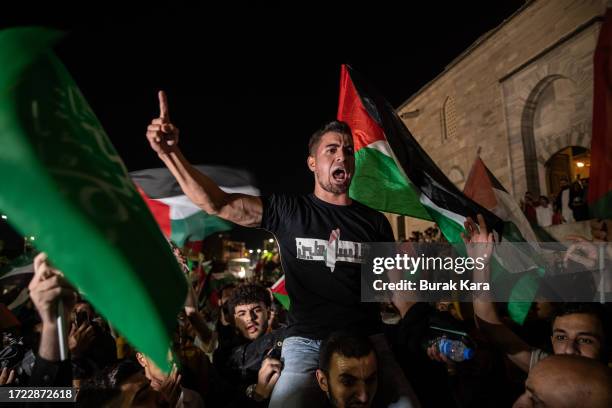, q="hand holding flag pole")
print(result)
[28,253,75,362]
